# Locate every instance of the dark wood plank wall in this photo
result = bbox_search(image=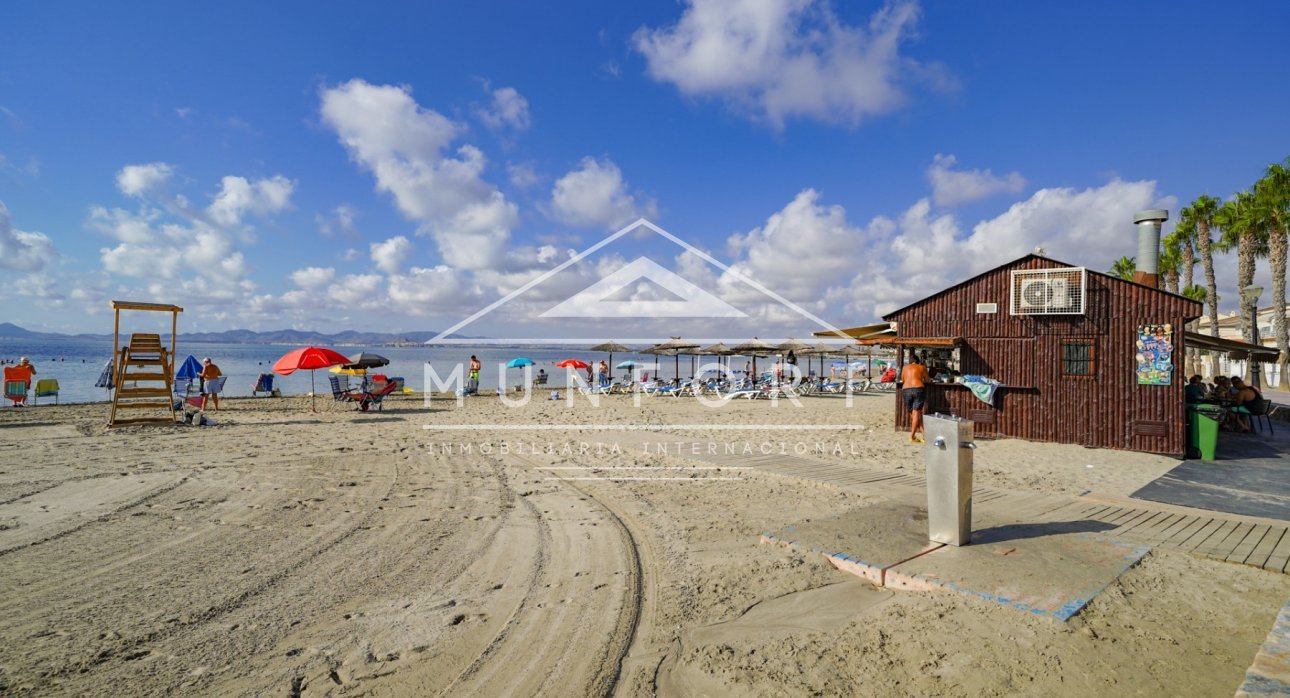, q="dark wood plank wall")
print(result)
[889,257,1201,456]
